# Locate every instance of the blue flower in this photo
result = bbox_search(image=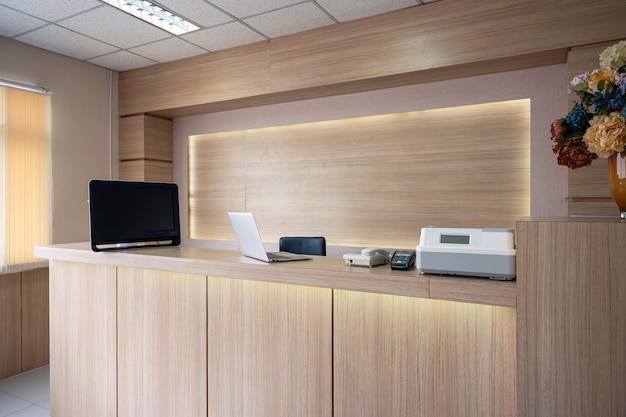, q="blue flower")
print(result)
[565,103,591,134]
